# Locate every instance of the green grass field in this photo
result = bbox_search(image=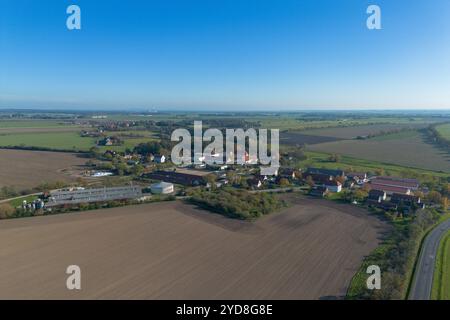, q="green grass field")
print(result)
[0,132,95,151]
[431,230,450,300]
[436,123,450,140]
[9,195,39,208]
[0,120,70,128]
[300,151,450,179]
[0,130,156,152]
